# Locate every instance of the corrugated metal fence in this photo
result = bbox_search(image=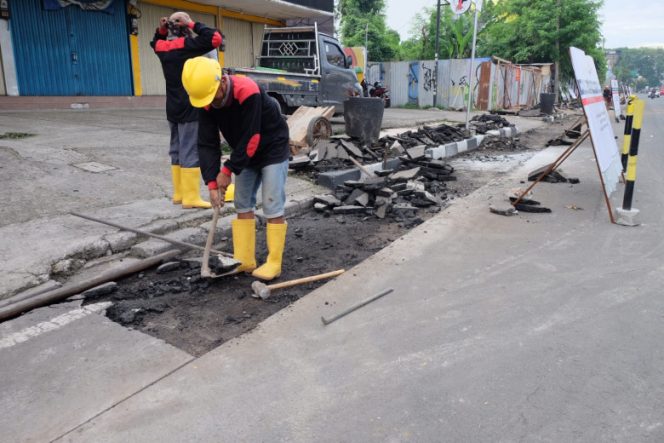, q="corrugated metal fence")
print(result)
[367,58,551,111]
